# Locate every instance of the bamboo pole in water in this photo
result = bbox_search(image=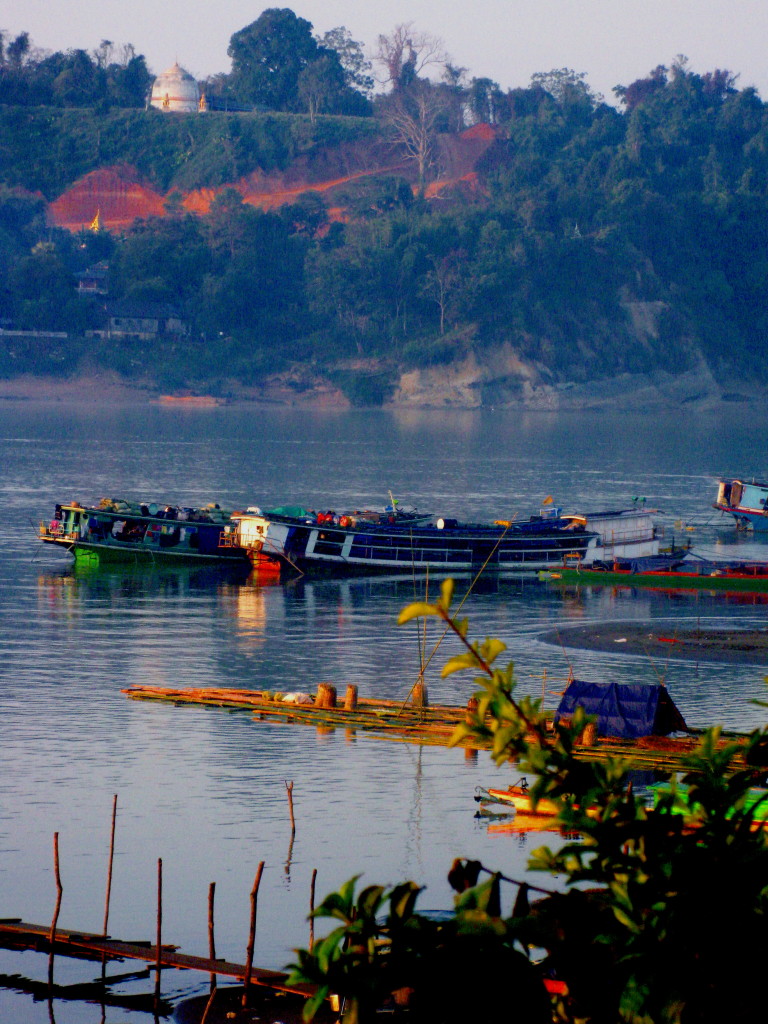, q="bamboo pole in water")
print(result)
[155,858,162,1005]
[309,868,317,951]
[208,881,217,992]
[102,795,117,936]
[200,987,218,1024]
[48,832,62,987]
[242,861,265,1007]
[285,780,296,834]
